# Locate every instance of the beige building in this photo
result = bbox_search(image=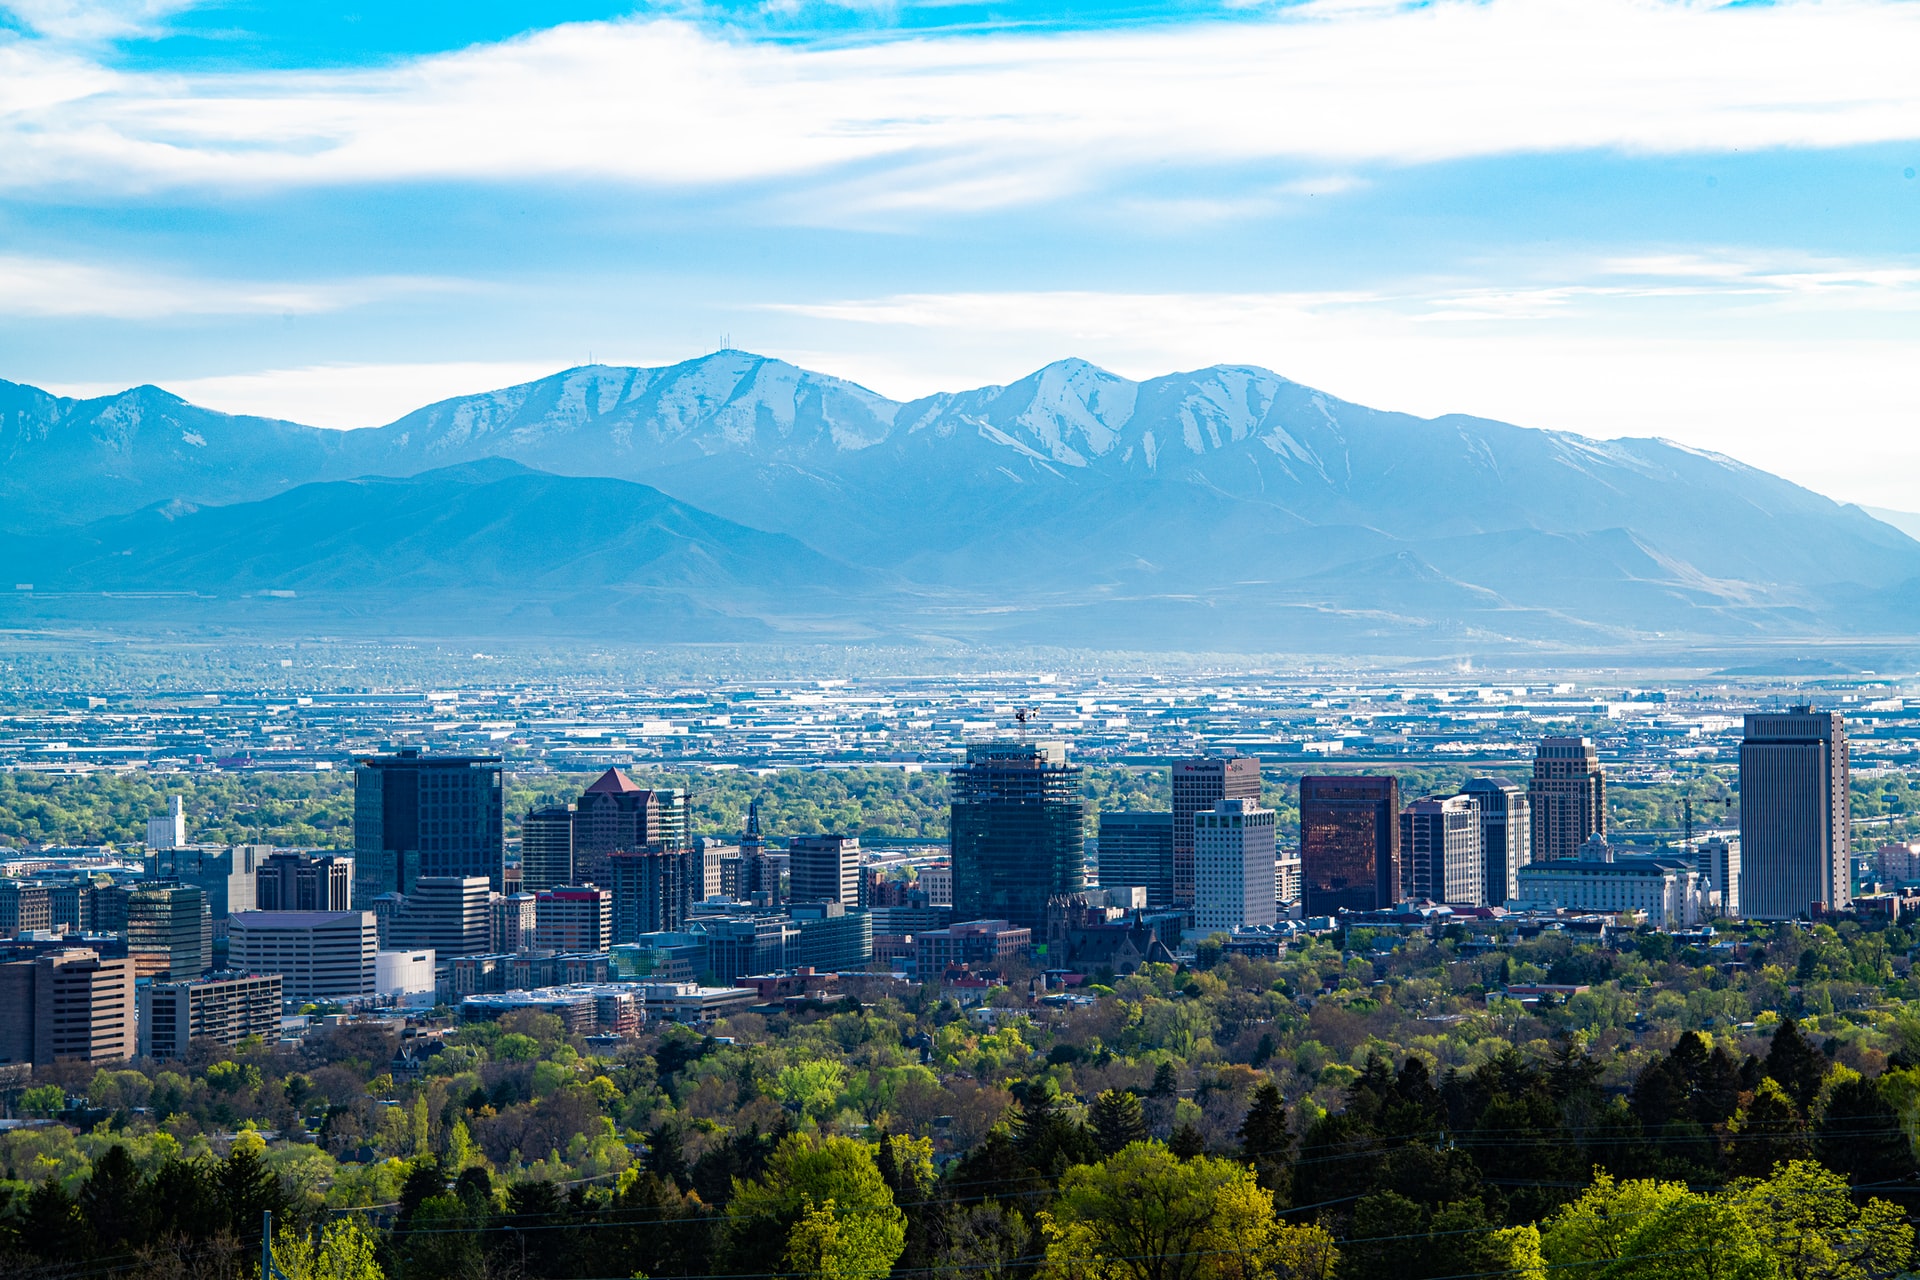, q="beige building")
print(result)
[0,948,138,1066]
[1528,737,1606,862]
